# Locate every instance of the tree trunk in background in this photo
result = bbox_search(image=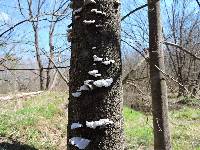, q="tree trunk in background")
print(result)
[34,27,44,91]
[68,0,124,149]
[177,67,185,97]
[46,29,54,90]
[49,51,62,90]
[27,0,44,91]
[147,0,172,150]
